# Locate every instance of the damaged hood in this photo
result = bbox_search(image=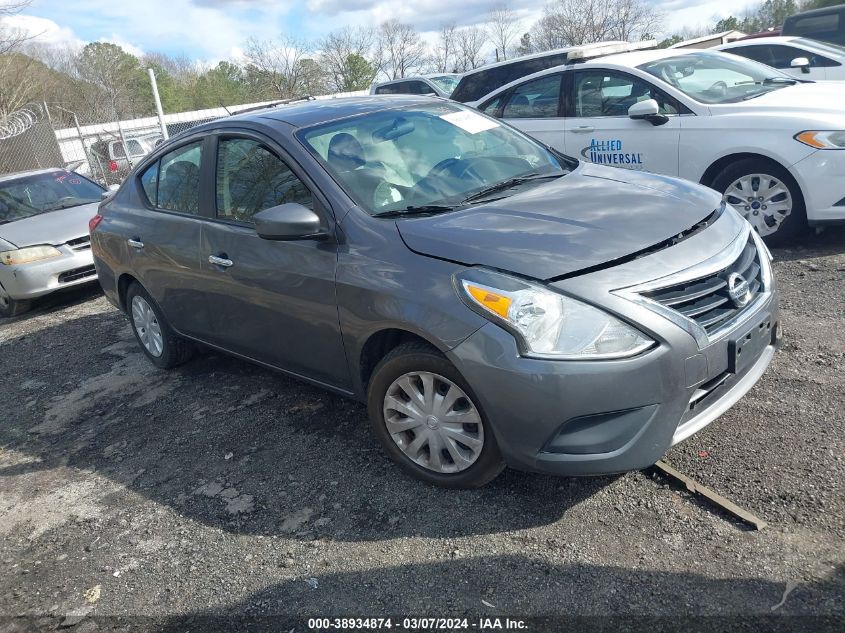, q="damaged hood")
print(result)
[396,163,723,280]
